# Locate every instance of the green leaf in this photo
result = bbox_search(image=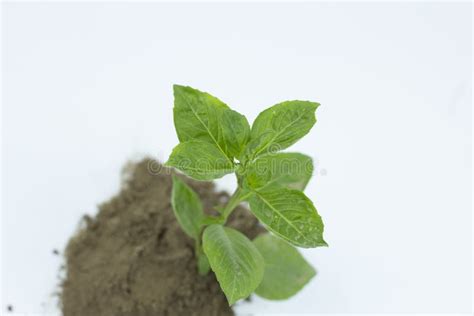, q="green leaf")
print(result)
[254,233,316,300]
[245,101,319,160]
[166,140,235,180]
[247,188,327,248]
[221,109,250,160]
[173,84,228,147]
[173,84,252,161]
[171,175,205,239]
[244,153,313,191]
[203,225,264,305]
